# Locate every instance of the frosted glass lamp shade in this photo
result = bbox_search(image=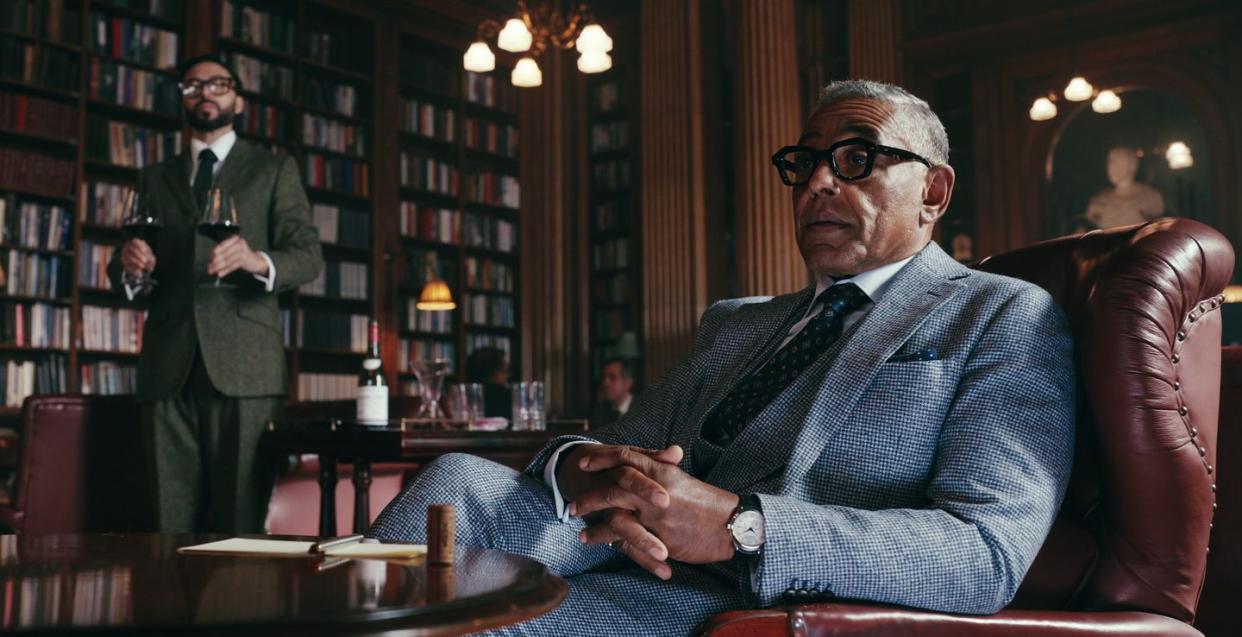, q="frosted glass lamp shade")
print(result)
[575,24,613,53]
[1063,76,1094,102]
[416,280,456,311]
[1091,89,1121,113]
[497,18,532,53]
[511,57,542,87]
[577,50,612,73]
[1166,141,1193,169]
[462,41,496,72]
[1029,97,1057,121]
